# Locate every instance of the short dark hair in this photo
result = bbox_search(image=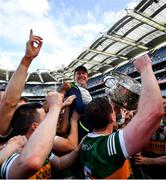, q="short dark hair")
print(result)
[20,96,29,102]
[74,65,88,75]
[11,103,43,135]
[85,97,113,130]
